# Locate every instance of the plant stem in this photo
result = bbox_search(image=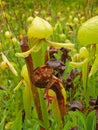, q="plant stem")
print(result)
[20,36,44,130]
[82,61,88,95]
[96,97,98,130]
